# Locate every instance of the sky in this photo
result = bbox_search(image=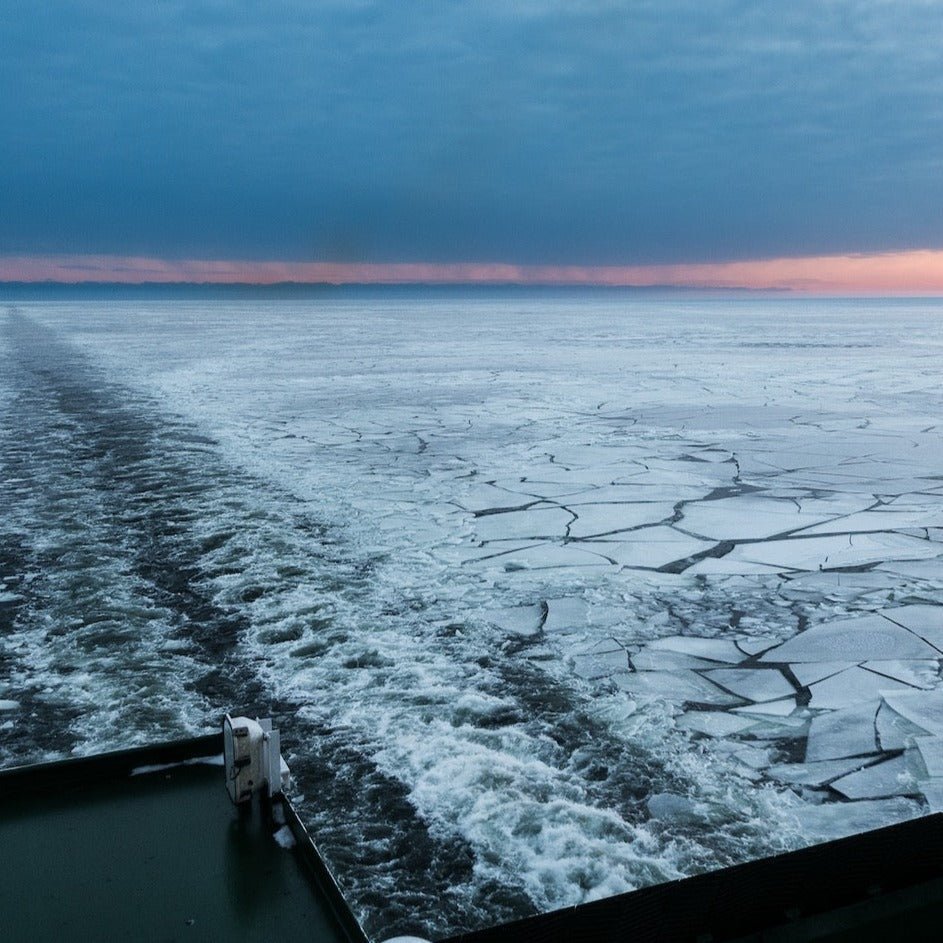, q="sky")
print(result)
[2,1,943,289]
